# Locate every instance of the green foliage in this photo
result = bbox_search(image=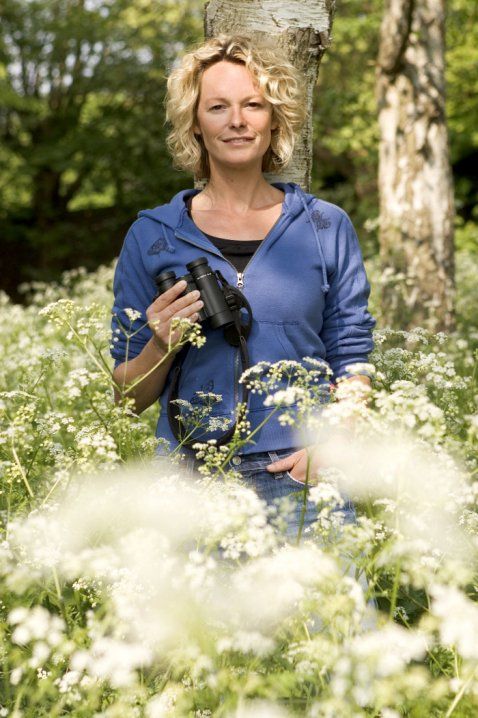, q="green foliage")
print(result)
[0,0,203,212]
[0,0,203,296]
[446,0,478,222]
